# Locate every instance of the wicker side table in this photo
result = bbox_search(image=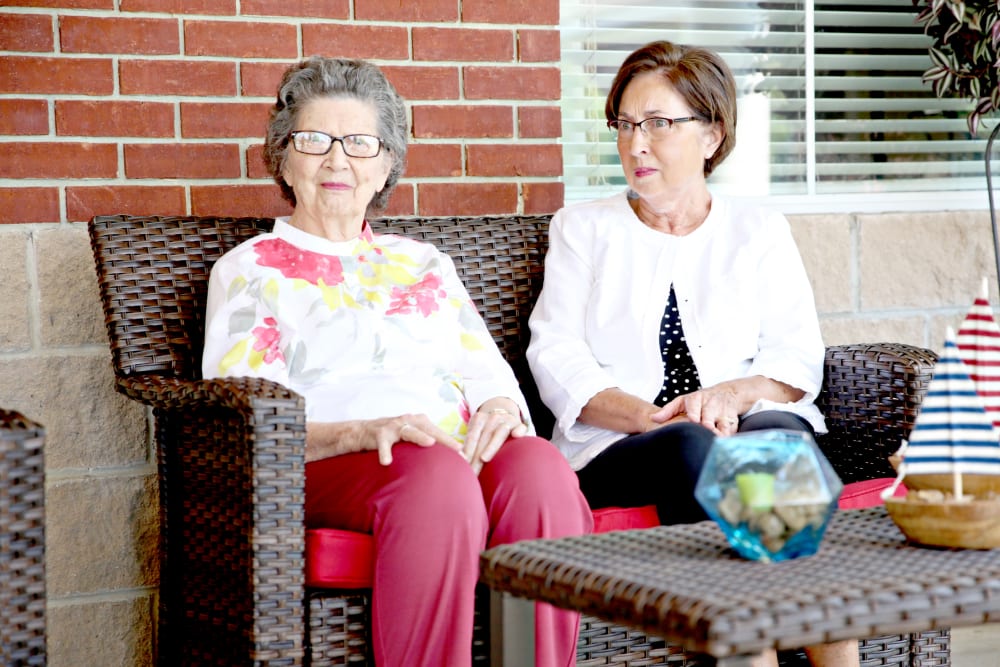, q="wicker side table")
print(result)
[1,410,46,666]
